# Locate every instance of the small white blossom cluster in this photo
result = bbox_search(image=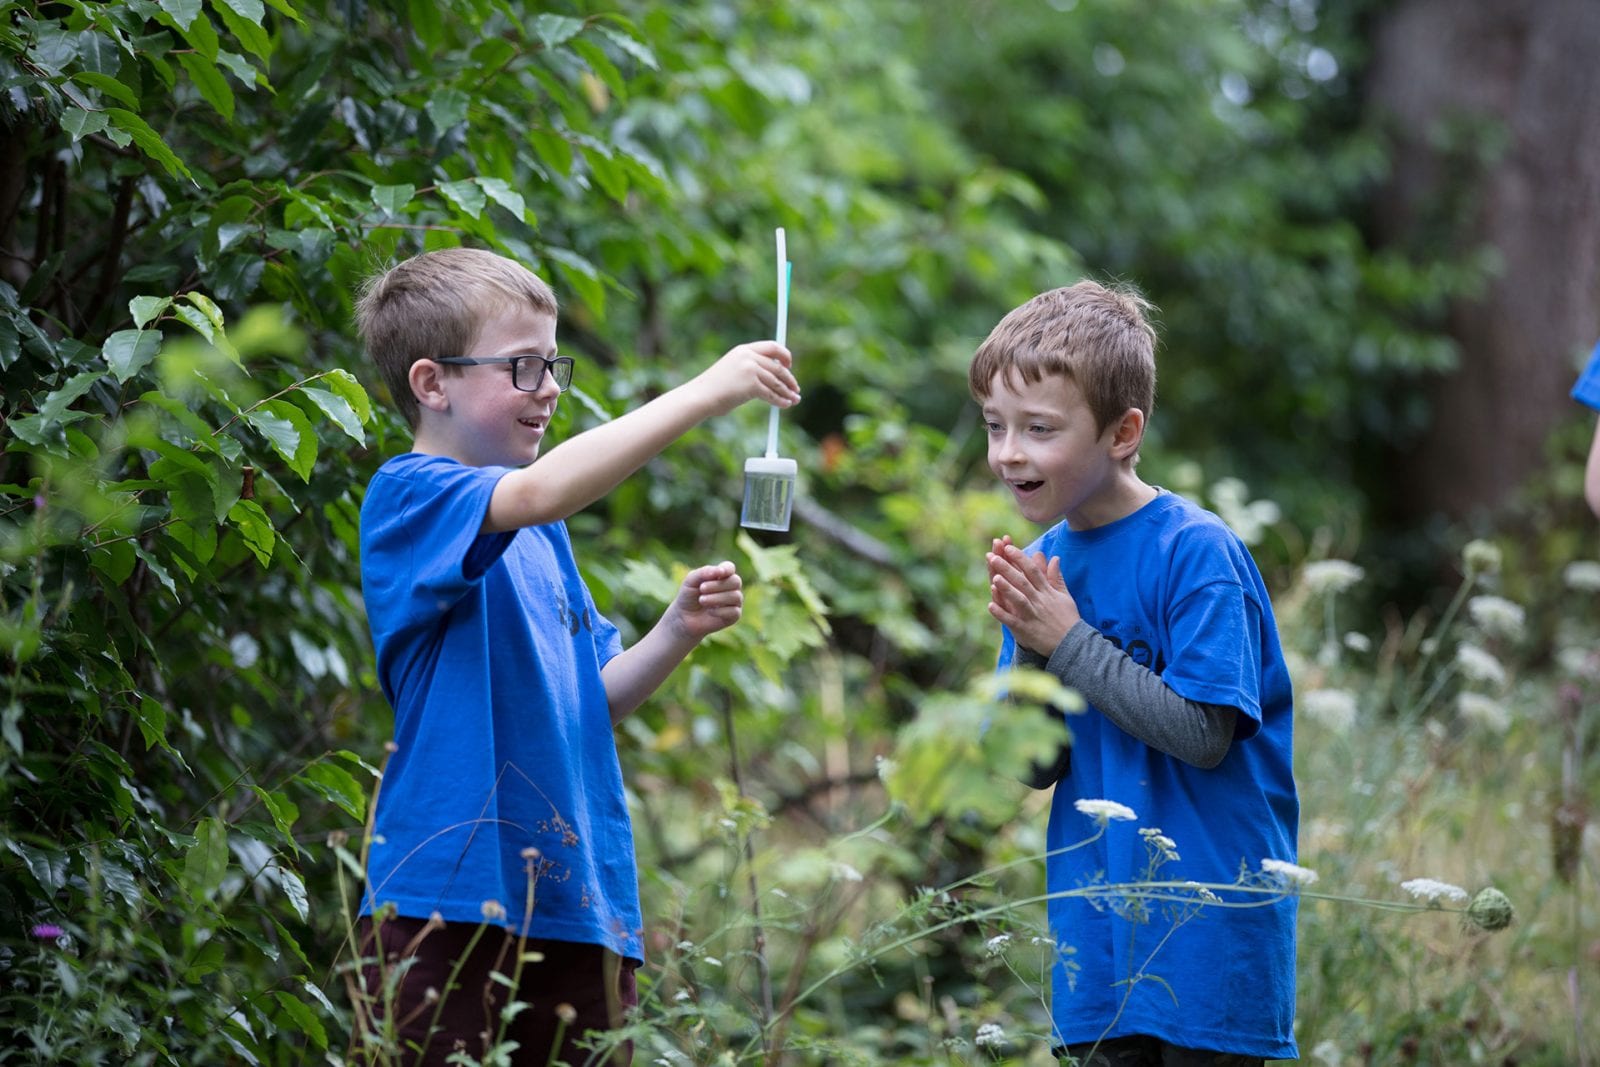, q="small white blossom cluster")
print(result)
[1302,688,1358,734]
[984,934,1012,956]
[1139,826,1180,862]
[1455,644,1508,688]
[1303,560,1365,596]
[1260,858,1319,887]
[1563,560,1600,592]
[975,1023,1006,1049]
[1075,798,1137,824]
[1457,692,1510,733]
[1467,595,1525,641]
[1184,880,1222,904]
[1400,877,1469,905]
